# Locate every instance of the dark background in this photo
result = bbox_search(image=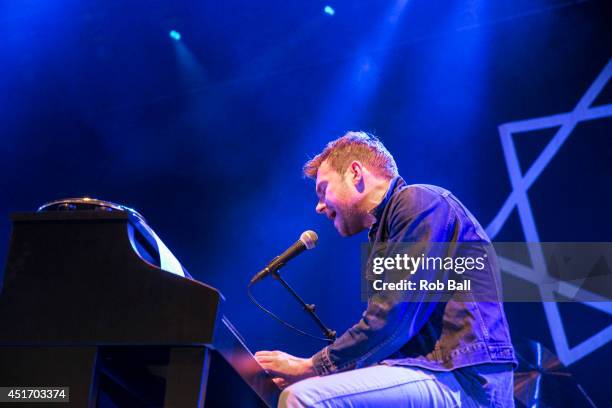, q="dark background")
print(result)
[1,0,611,405]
